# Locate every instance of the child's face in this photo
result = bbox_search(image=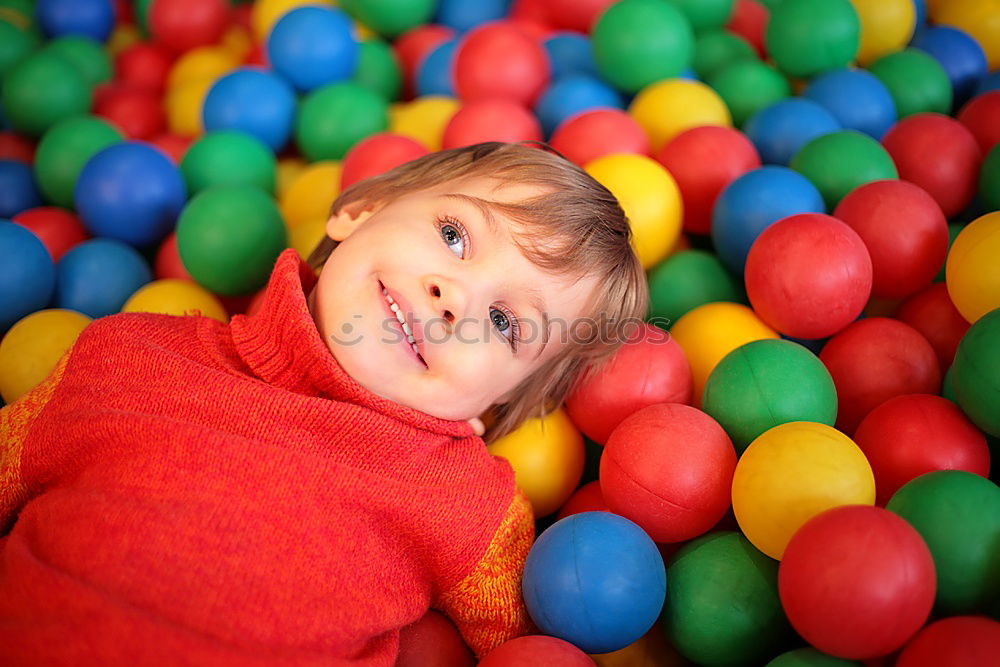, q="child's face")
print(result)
[308,176,598,424]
